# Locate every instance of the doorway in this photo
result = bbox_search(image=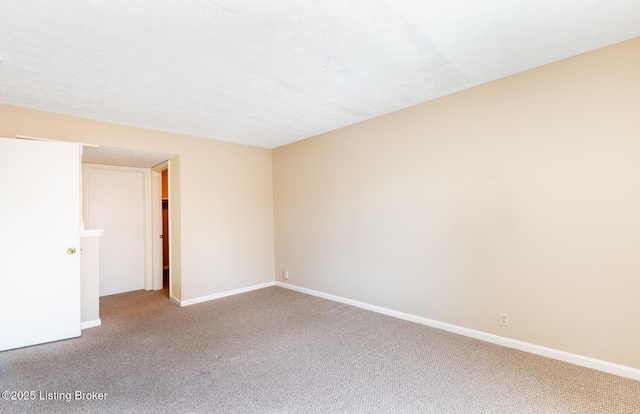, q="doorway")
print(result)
[151,161,171,297]
[81,146,176,301]
[161,169,170,291]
